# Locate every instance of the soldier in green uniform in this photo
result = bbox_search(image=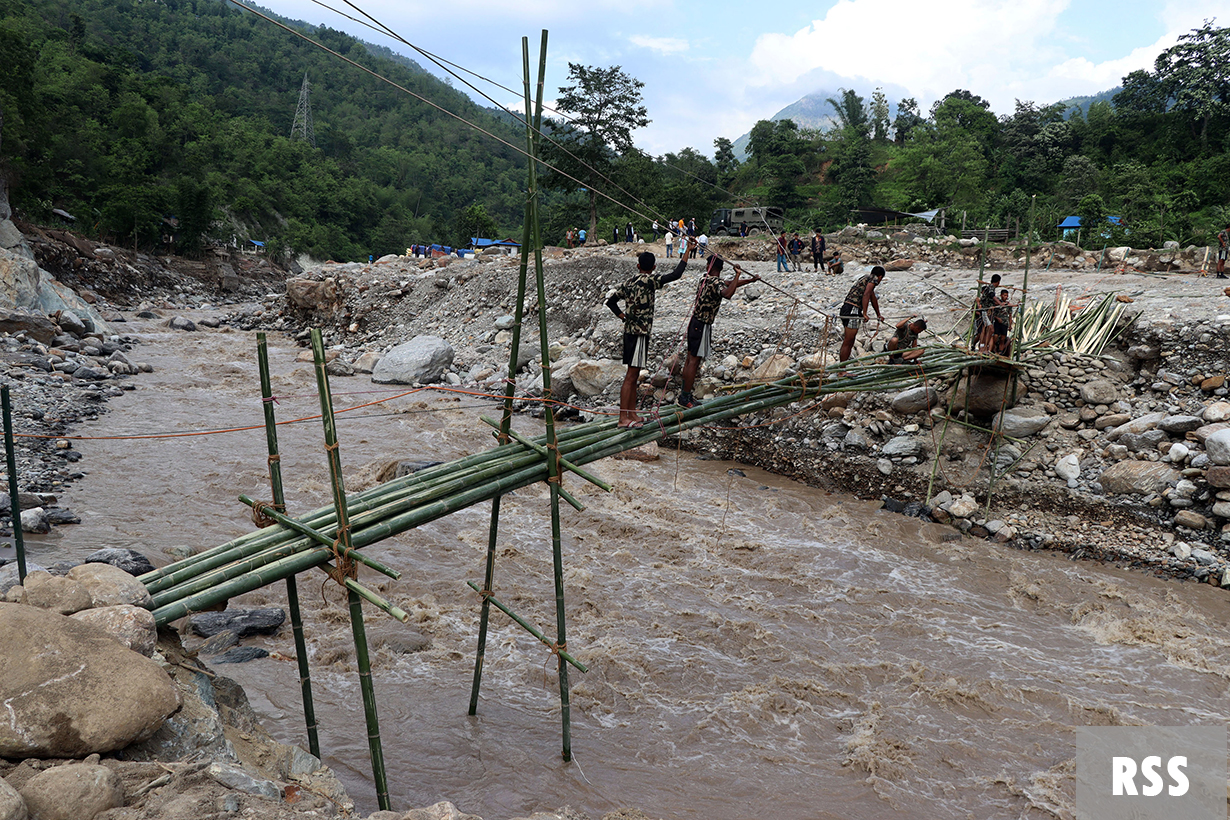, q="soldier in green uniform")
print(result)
[606,239,696,427]
[886,316,927,363]
[678,256,760,408]
[838,265,886,362]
